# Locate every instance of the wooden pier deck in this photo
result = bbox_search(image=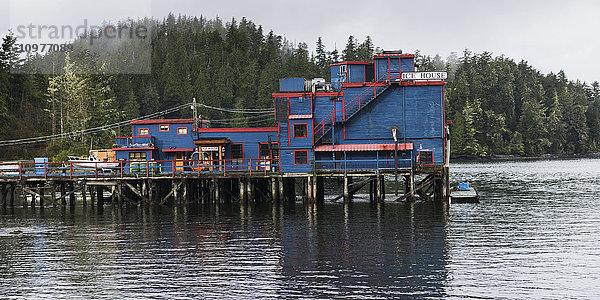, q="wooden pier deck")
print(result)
[0,163,449,209]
